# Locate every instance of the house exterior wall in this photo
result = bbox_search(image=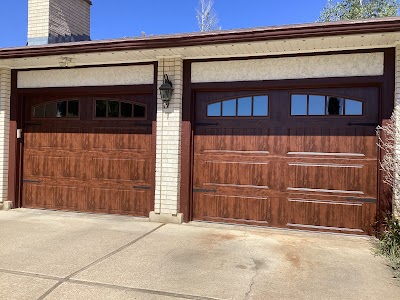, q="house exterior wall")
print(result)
[152,57,183,222]
[0,68,10,207]
[17,65,154,88]
[191,52,384,83]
